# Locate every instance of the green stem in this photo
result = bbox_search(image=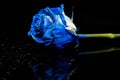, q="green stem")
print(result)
[78,33,120,38]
